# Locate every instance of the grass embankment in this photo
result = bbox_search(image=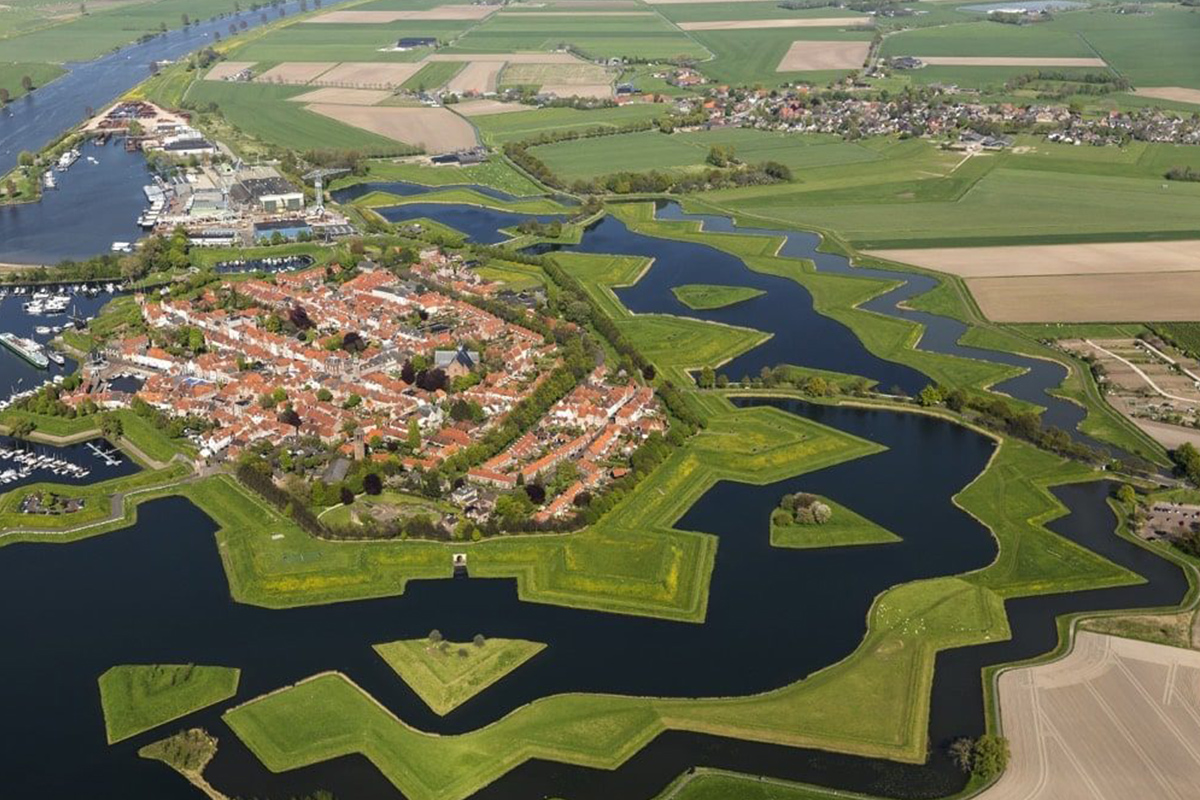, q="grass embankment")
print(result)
[672,283,766,311]
[98,665,239,744]
[139,727,218,779]
[351,186,568,216]
[0,62,66,101]
[374,637,547,715]
[770,496,901,550]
